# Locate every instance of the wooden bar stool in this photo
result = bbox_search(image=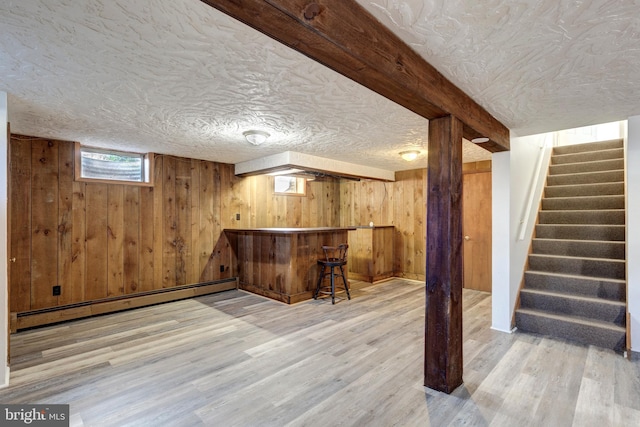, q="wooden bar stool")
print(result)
[313,244,350,304]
